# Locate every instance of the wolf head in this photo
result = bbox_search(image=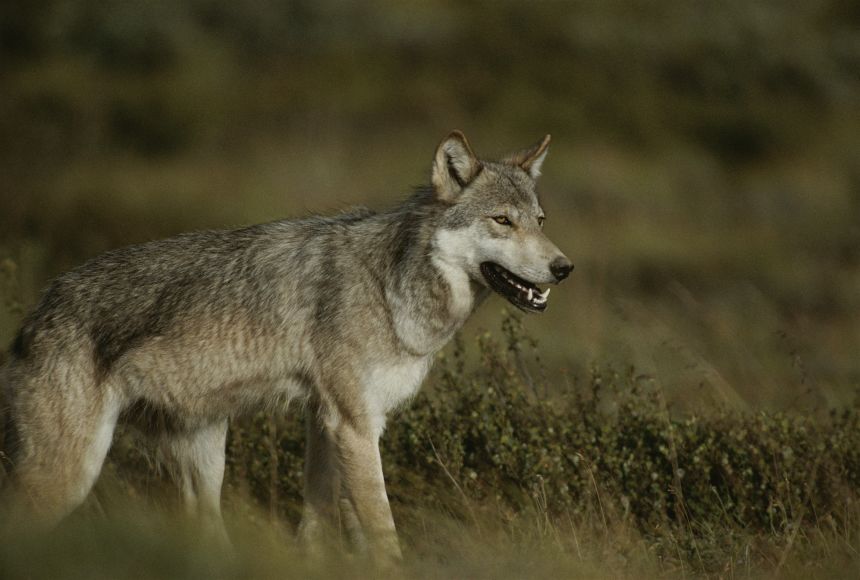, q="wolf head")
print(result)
[430,131,573,313]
